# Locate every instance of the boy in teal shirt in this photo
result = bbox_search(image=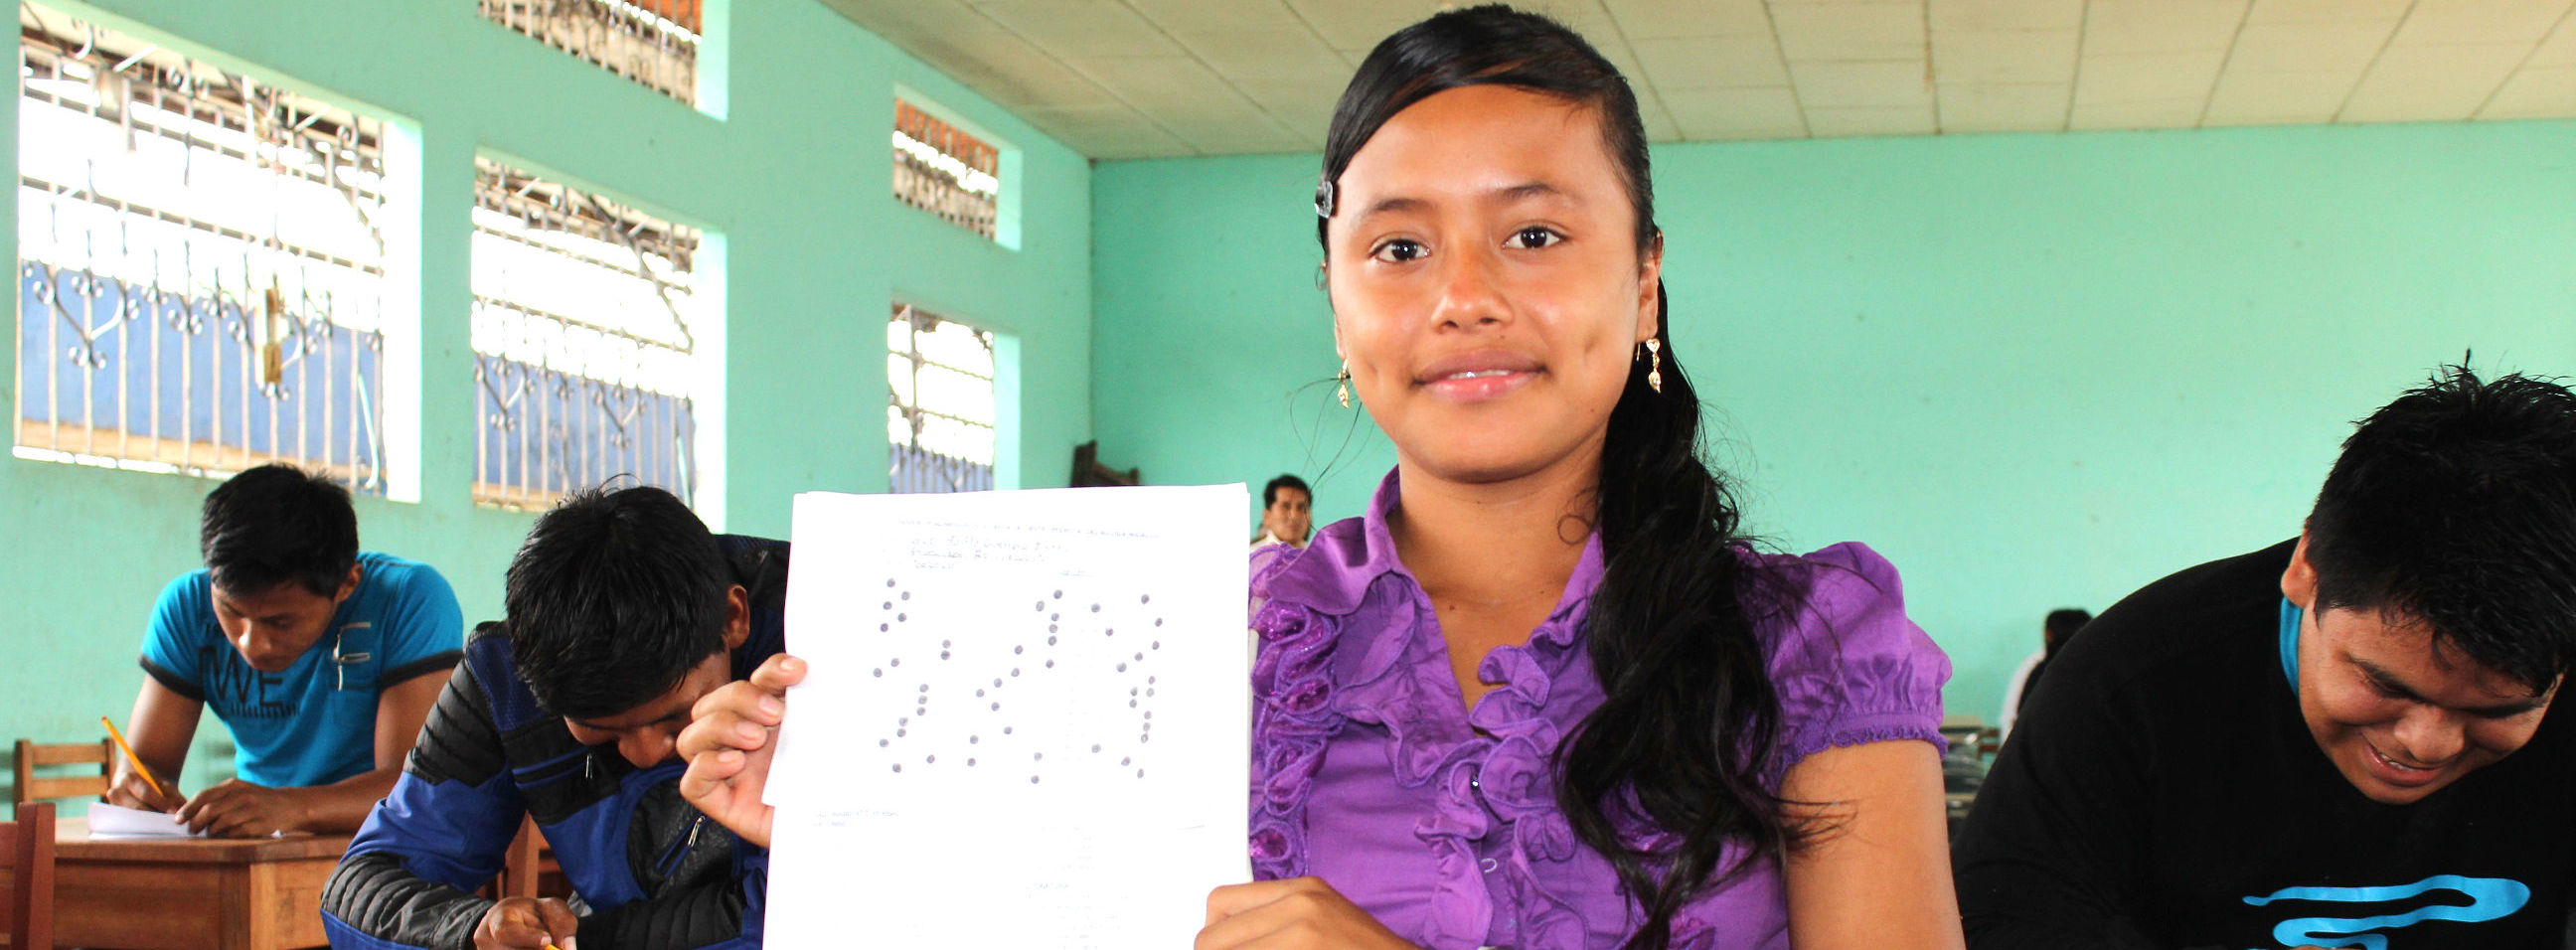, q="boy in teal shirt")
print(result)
[111,464,463,837]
